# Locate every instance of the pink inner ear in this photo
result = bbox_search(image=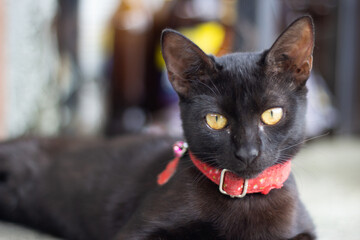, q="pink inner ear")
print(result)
[265,17,314,84]
[288,28,314,69]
